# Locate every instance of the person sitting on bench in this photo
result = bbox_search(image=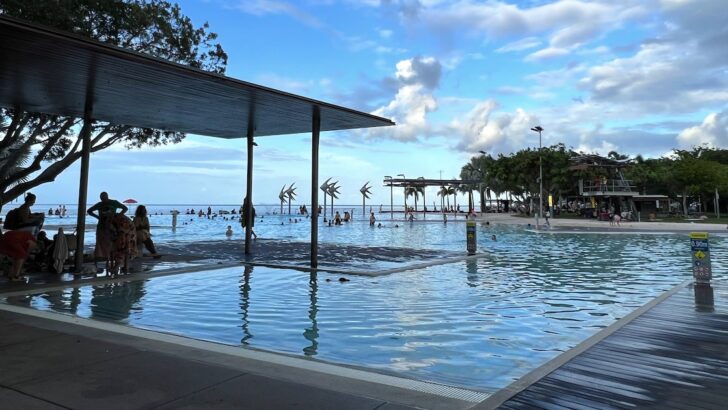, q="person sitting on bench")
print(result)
[3,193,45,235]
